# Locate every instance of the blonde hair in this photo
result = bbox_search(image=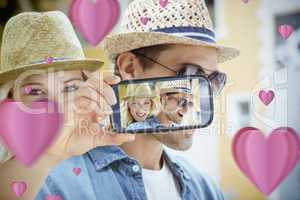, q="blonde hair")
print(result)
[121,96,158,128]
[0,81,14,163]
